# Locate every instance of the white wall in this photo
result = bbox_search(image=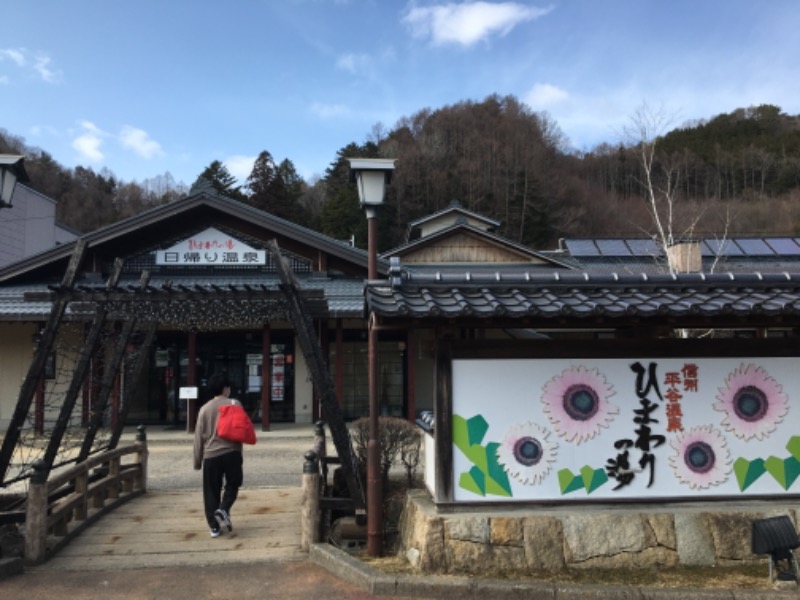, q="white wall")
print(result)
[0,323,36,428]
